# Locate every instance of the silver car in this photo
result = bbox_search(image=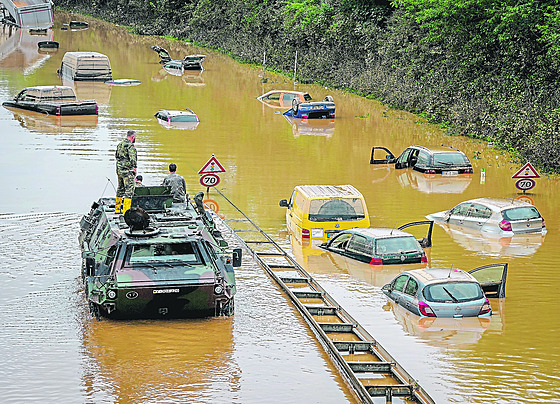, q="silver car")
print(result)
[426,197,546,235]
[381,264,507,318]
